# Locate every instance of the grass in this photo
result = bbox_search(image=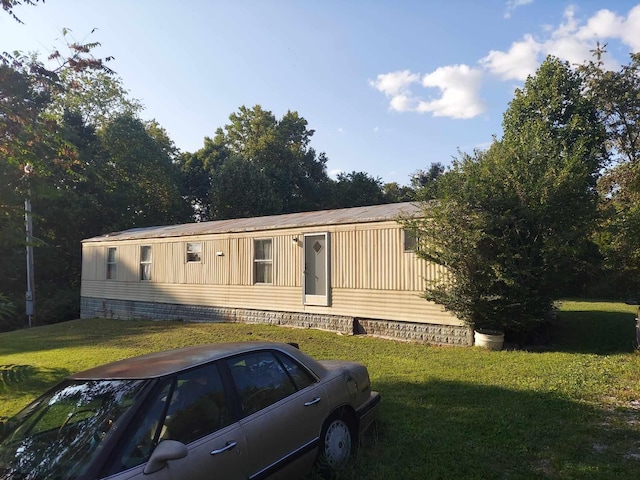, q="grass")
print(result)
[1,300,640,479]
